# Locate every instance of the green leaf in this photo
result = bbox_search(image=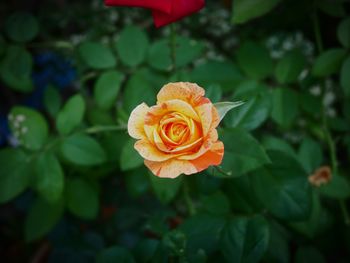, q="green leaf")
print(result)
[262,136,296,158]
[149,174,183,204]
[147,39,171,71]
[225,93,270,131]
[340,56,350,96]
[291,192,331,238]
[78,41,116,69]
[190,61,243,92]
[236,41,274,80]
[0,149,30,203]
[61,134,106,166]
[65,178,99,220]
[312,48,347,77]
[232,0,281,24]
[319,174,350,199]
[201,191,230,215]
[94,70,123,110]
[275,49,306,84]
[214,101,245,122]
[0,45,33,92]
[25,197,63,242]
[56,94,85,135]
[35,153,64,203]
[120,138,144,171]
[251,150,312,221]
[205,84,222,103]
[179,214,226,254]
[97,246,135,263]
[220,215,269,263]
[220,128,270,177]
[44,85,62,117]
[123,72,156,113]
[175,37,205,67]
[297,137,323,174]
[115,26,149,67]
[5,12,39,42]
[337,17,350,48]
[271,88,298,128]
[265,221,290,263]
[9,106,48,150]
